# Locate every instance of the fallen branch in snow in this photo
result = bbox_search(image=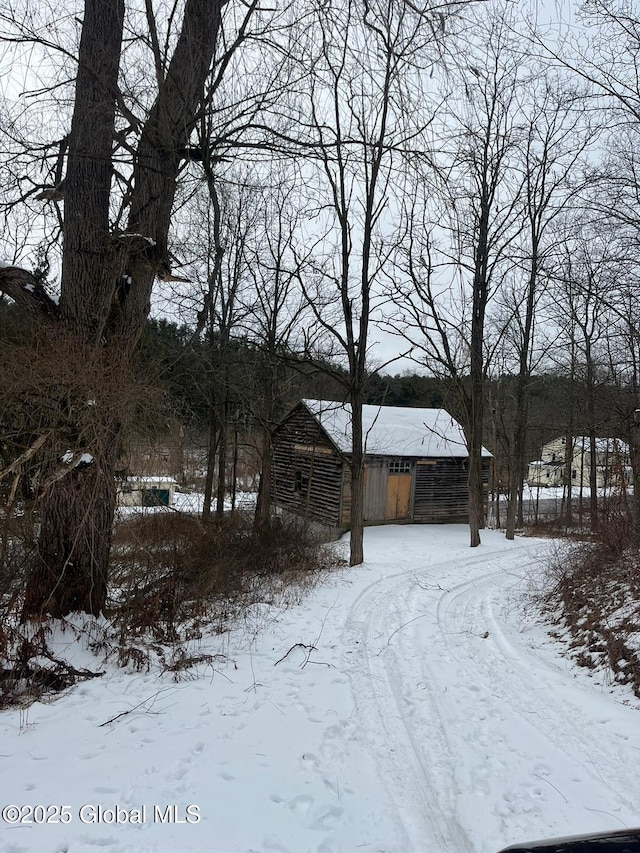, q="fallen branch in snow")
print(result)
[584,806,627,827]
[274,598,340,670]
[0,646,103,710]
[274,643,317,667]
[98,687,175,727]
